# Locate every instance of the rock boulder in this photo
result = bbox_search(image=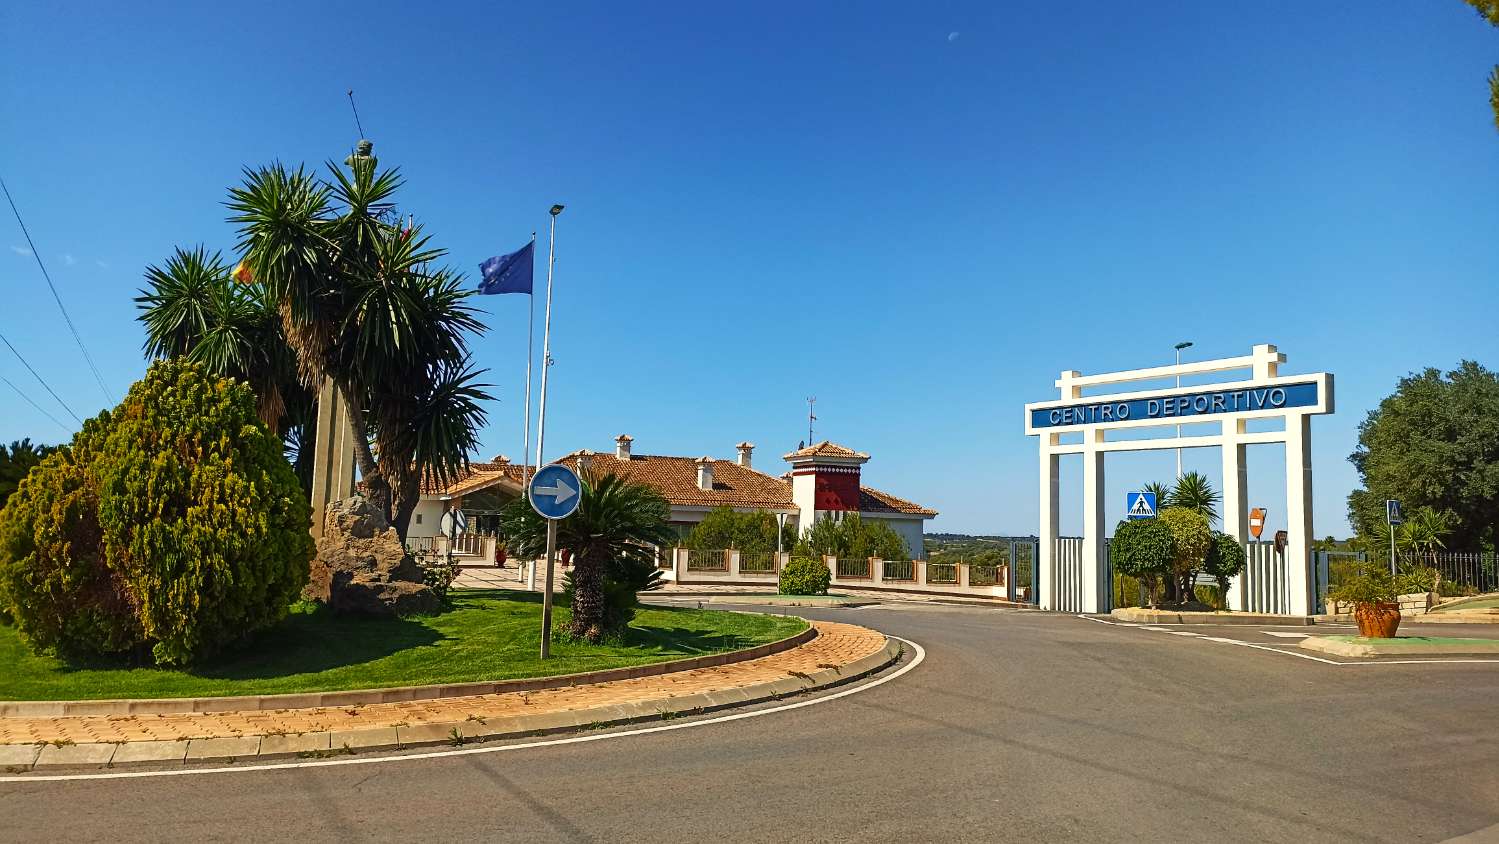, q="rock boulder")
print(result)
[307,495,442,616]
